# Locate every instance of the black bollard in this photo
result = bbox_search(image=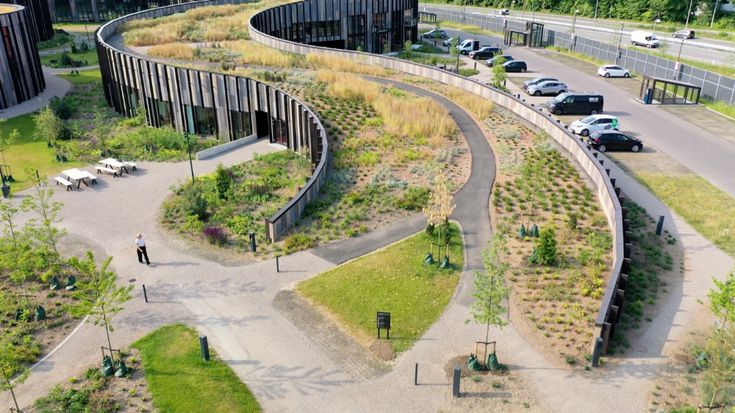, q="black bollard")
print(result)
[142,284,148,303]
[276,255,280,273]
[249,231,257,253]
[655,215,665,236]
[452,366,461,397]
[199,336,210,361]
[592,337,604,367]
[414,363,419,386]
